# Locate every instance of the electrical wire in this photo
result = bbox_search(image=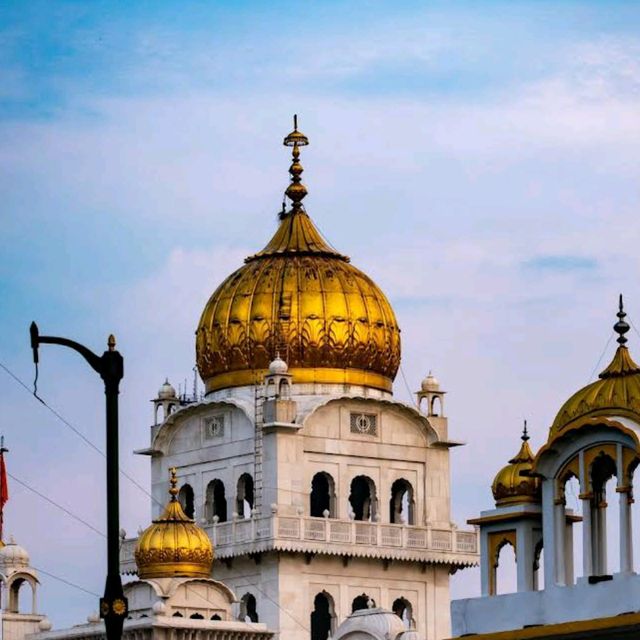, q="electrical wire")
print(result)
[587,333,614,383]
[399,365,418,407]
[33,565,100,598]
[8,471,106,538]
[0,360,163,508]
